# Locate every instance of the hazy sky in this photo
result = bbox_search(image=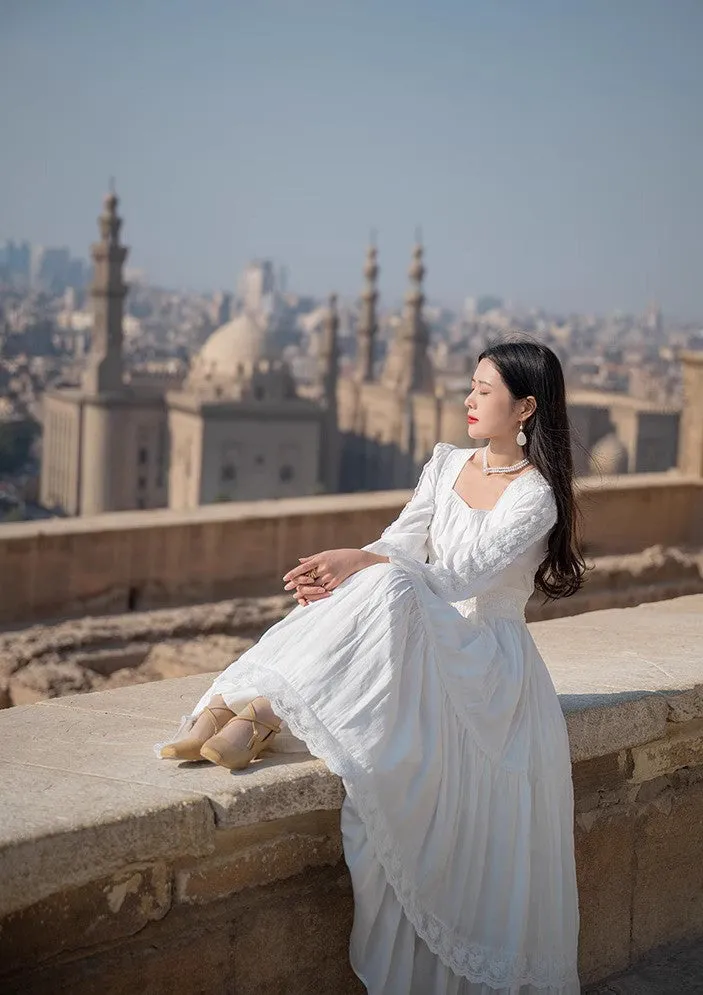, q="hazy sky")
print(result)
[1,0,702,318]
